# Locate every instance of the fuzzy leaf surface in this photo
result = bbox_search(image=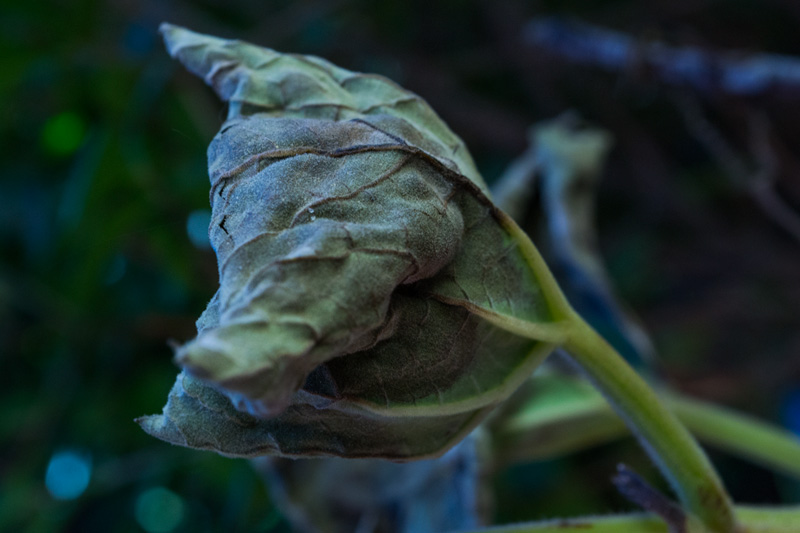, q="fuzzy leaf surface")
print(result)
[140,25,565,459]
